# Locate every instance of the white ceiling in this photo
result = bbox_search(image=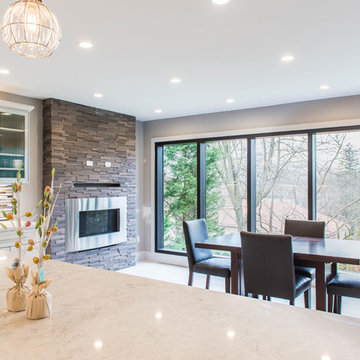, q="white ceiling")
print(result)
[0,0,360,121]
